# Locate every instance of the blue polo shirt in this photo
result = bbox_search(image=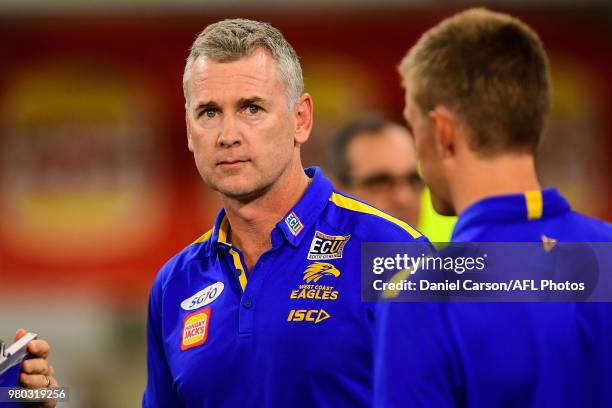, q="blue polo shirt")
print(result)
[143,167,428,408]
[451,188,612,242]
[374,189,612,408]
